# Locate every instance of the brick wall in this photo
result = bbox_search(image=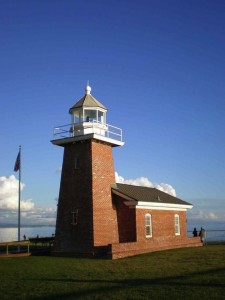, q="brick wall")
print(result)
[53,138,201,259]
[53,139,119,255]
[54,141,94,254]
[113,194,136,242]
[136,209,187,242]
[109,237,202,259]
[109,195,202,259]
[92,140,119,246]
